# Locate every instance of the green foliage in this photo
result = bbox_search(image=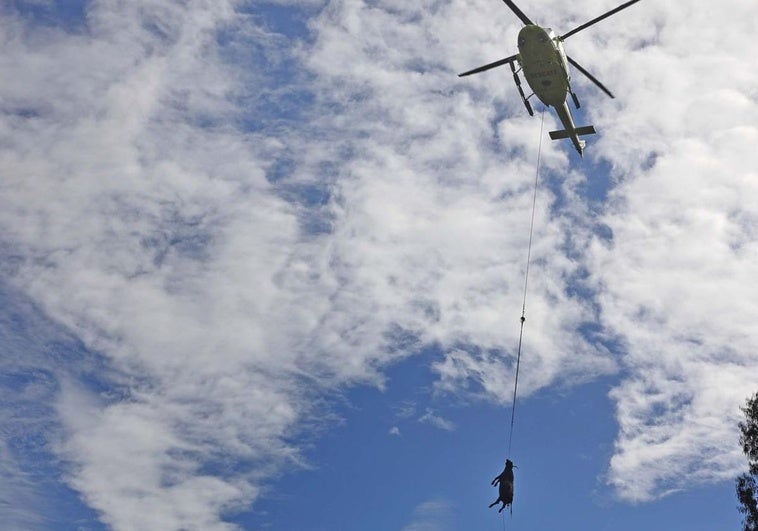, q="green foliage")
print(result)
[737,474,758,531]
[740,393,758,475]
[737,392,758,531]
